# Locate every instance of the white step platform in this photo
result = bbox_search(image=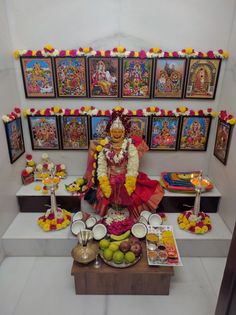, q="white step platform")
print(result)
[2,213,231,257]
